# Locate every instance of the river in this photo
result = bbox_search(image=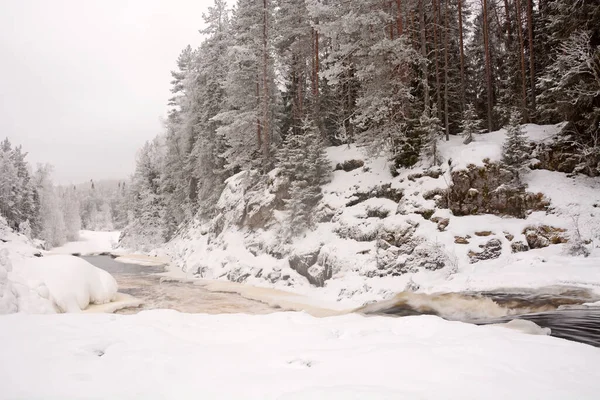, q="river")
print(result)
[83,255,600,347]
[82,255,277,315]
